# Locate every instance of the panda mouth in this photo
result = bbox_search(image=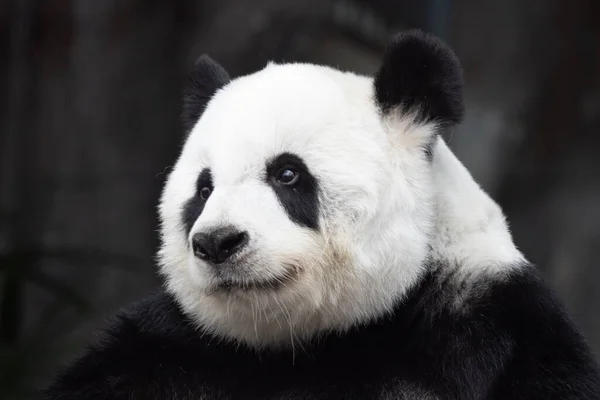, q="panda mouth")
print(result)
[208,267,301,294]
